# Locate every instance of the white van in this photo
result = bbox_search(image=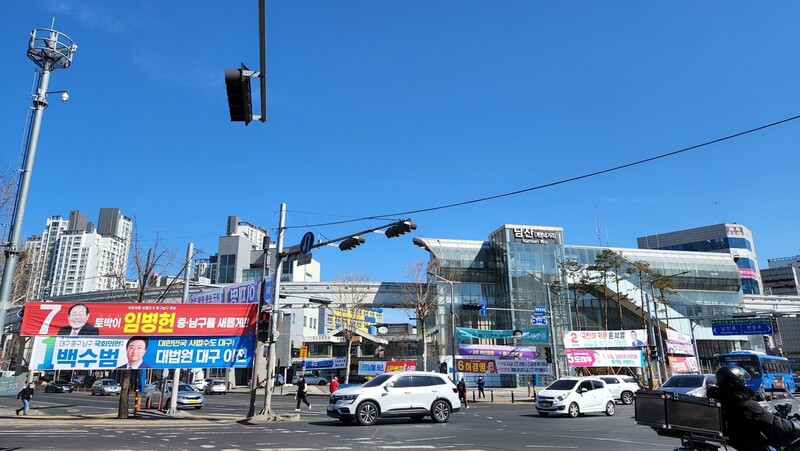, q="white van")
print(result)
[535,376,616,418]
